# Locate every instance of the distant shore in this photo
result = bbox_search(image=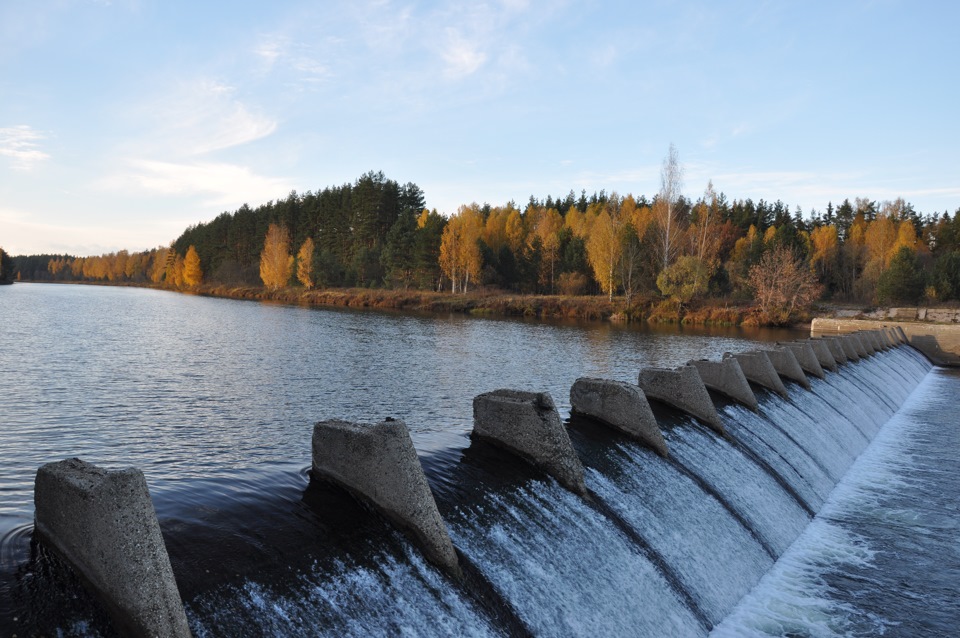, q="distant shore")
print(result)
[24,280,775,325]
